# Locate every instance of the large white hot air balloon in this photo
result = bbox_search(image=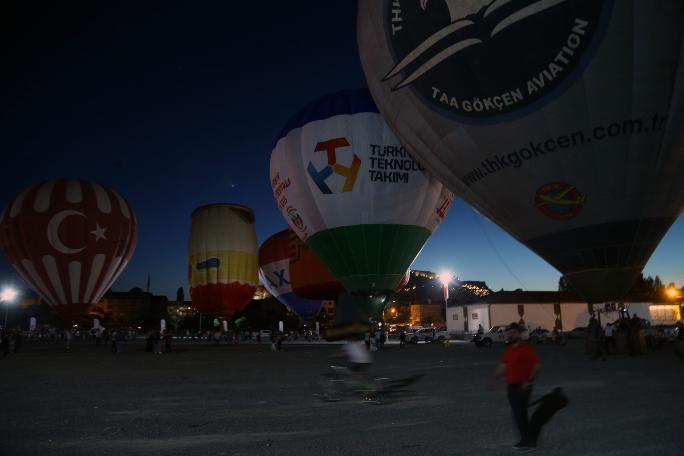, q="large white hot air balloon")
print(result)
[270,89,453,319]
[358,0,684,303]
